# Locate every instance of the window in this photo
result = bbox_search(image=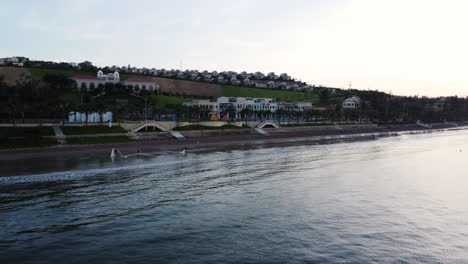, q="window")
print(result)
[89,82,95,90]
